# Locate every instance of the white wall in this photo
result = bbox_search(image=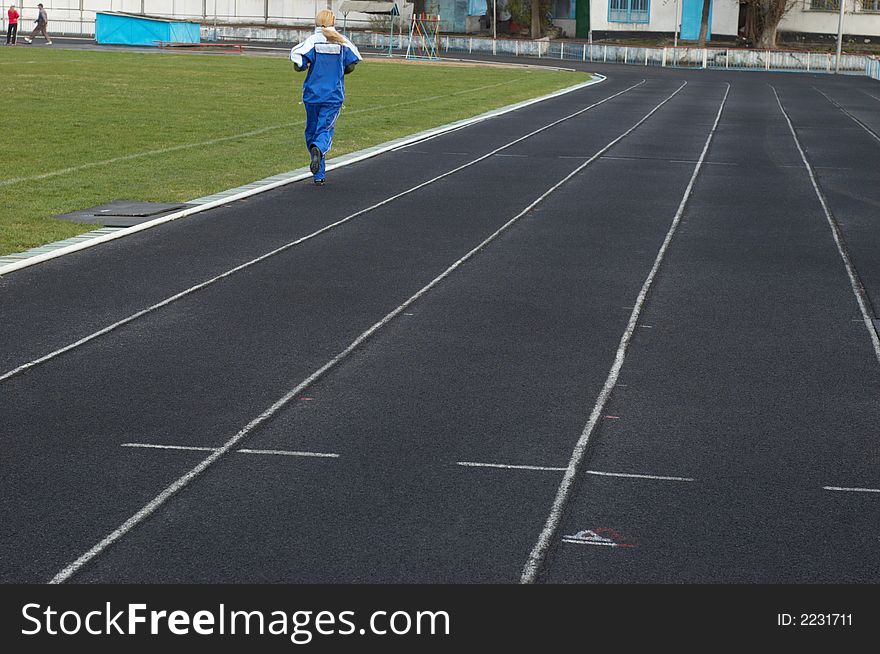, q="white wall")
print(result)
[7,0,369,26]
[779,0,880,38]
[589,0,738,37]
